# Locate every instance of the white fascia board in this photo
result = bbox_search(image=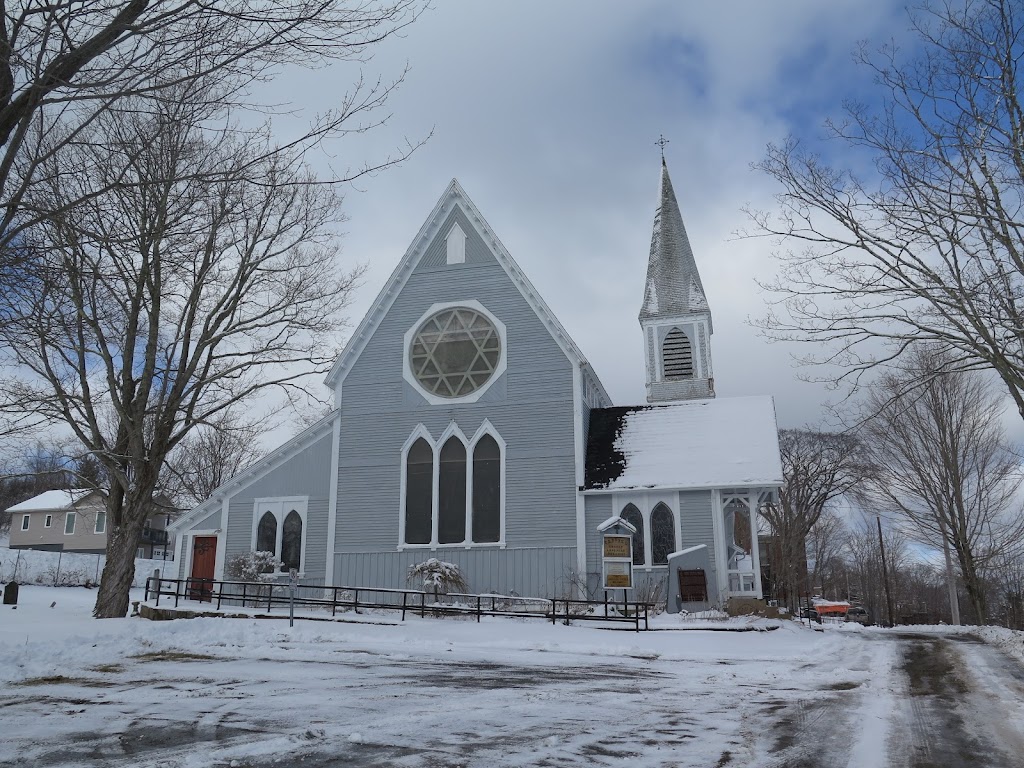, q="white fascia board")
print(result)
[582,481,783,495]
[324,179,596,392]
[168,411,337,533]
